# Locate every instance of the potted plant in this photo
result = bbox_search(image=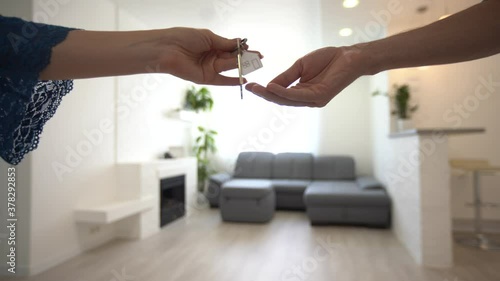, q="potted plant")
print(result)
[184,86,214,113]
[193,126,217,193]
[373,84,418,131]
[181,86,218,199]
[170,86,215,121]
